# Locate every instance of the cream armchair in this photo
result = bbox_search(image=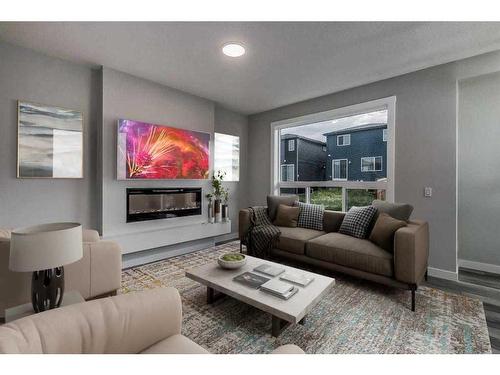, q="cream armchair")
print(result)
[0,228,122,320]
[0,287,304,354]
